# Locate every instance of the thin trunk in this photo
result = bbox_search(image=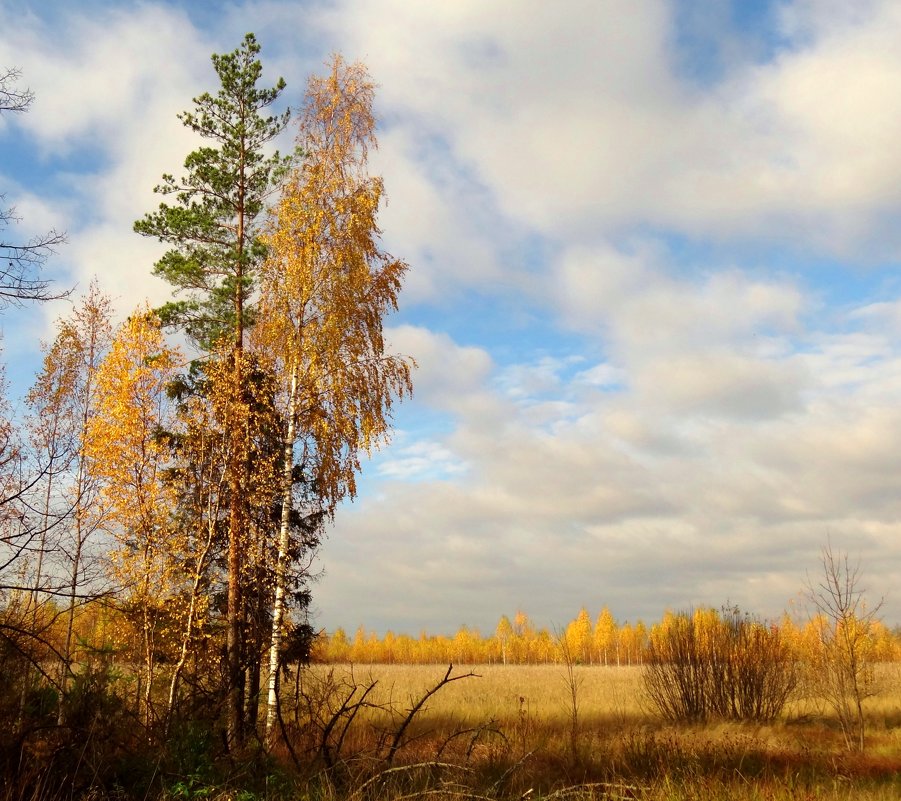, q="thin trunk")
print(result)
[19,448,56,727]
[59,331,99,724]
[143,600,154,729]
[29,444,56,615]
[227,464,244,747]
[265,361,298,740]
[165,520,214,735]
[245,658,260,732]
[57,512,83,726]
[227,134,248,750]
